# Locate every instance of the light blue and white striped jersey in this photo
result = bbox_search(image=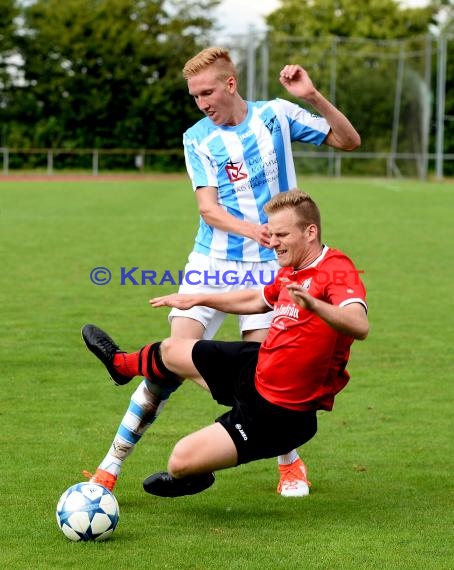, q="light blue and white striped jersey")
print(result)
[183,98,330,261]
